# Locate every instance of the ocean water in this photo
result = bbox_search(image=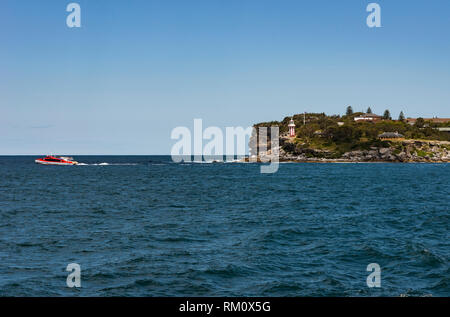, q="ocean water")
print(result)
[0,156,448,297]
